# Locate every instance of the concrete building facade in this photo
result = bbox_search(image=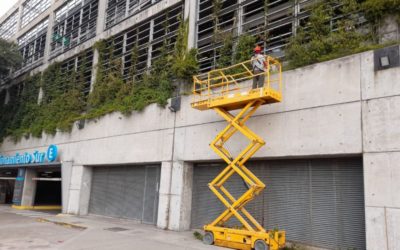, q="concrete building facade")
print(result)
[0,0,400,249]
